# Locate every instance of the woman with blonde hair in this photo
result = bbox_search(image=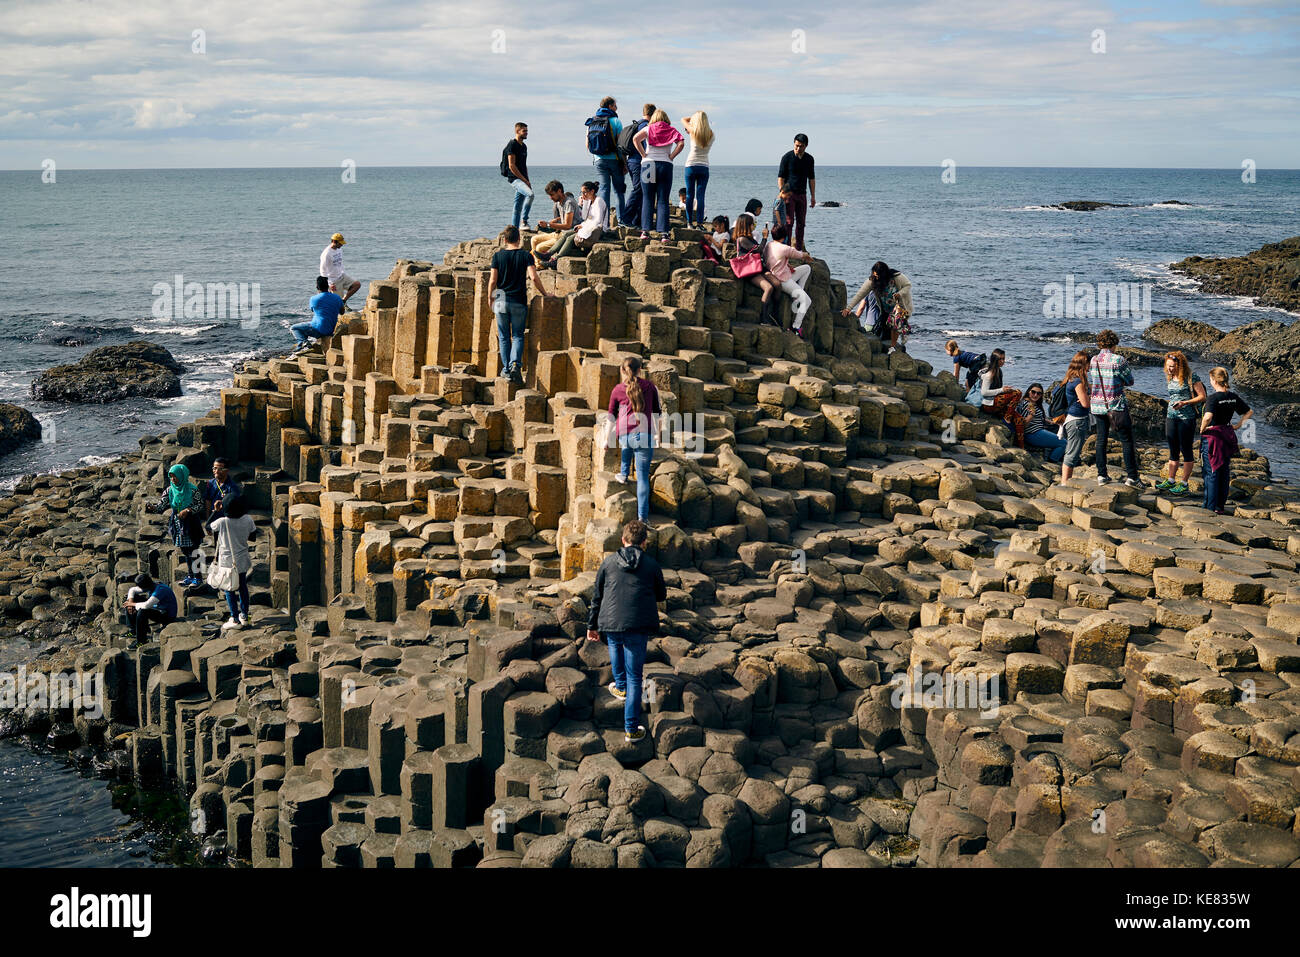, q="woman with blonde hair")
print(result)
[1158,350,1206,495]
[608,356,662,522]
[633,109,684,241]
[1058,350,1091,482]
[681,111,714,228]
